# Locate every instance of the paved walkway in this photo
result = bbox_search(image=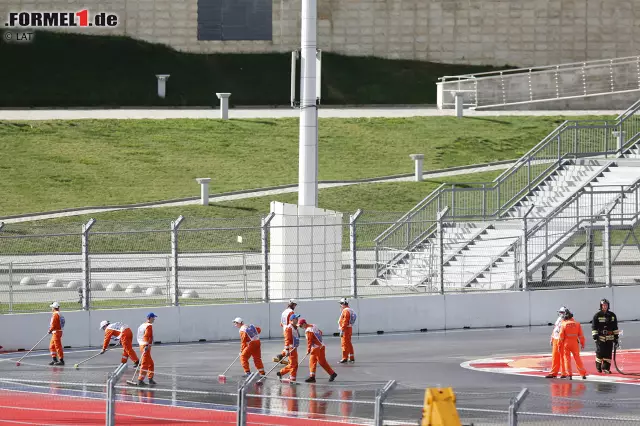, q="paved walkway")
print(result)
[0,107,622,120]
